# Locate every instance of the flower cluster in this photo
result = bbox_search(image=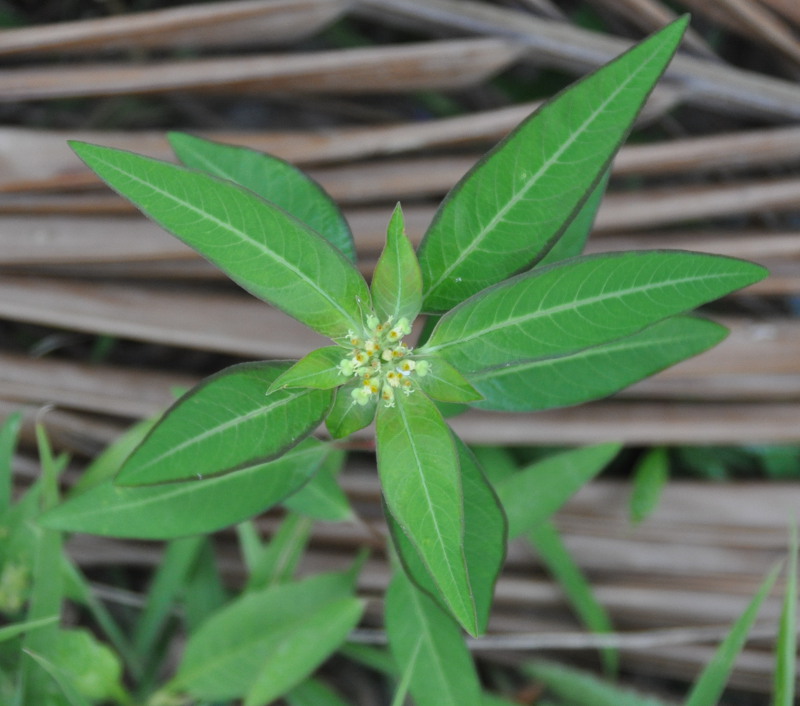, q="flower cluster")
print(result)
[338,315,429,407]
